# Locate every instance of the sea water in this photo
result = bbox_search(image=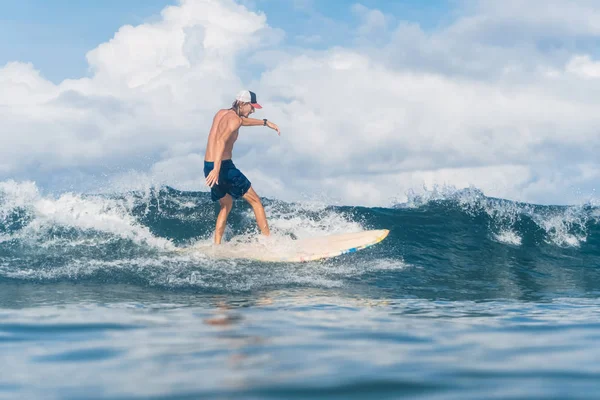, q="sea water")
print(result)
[1,181,599,399]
